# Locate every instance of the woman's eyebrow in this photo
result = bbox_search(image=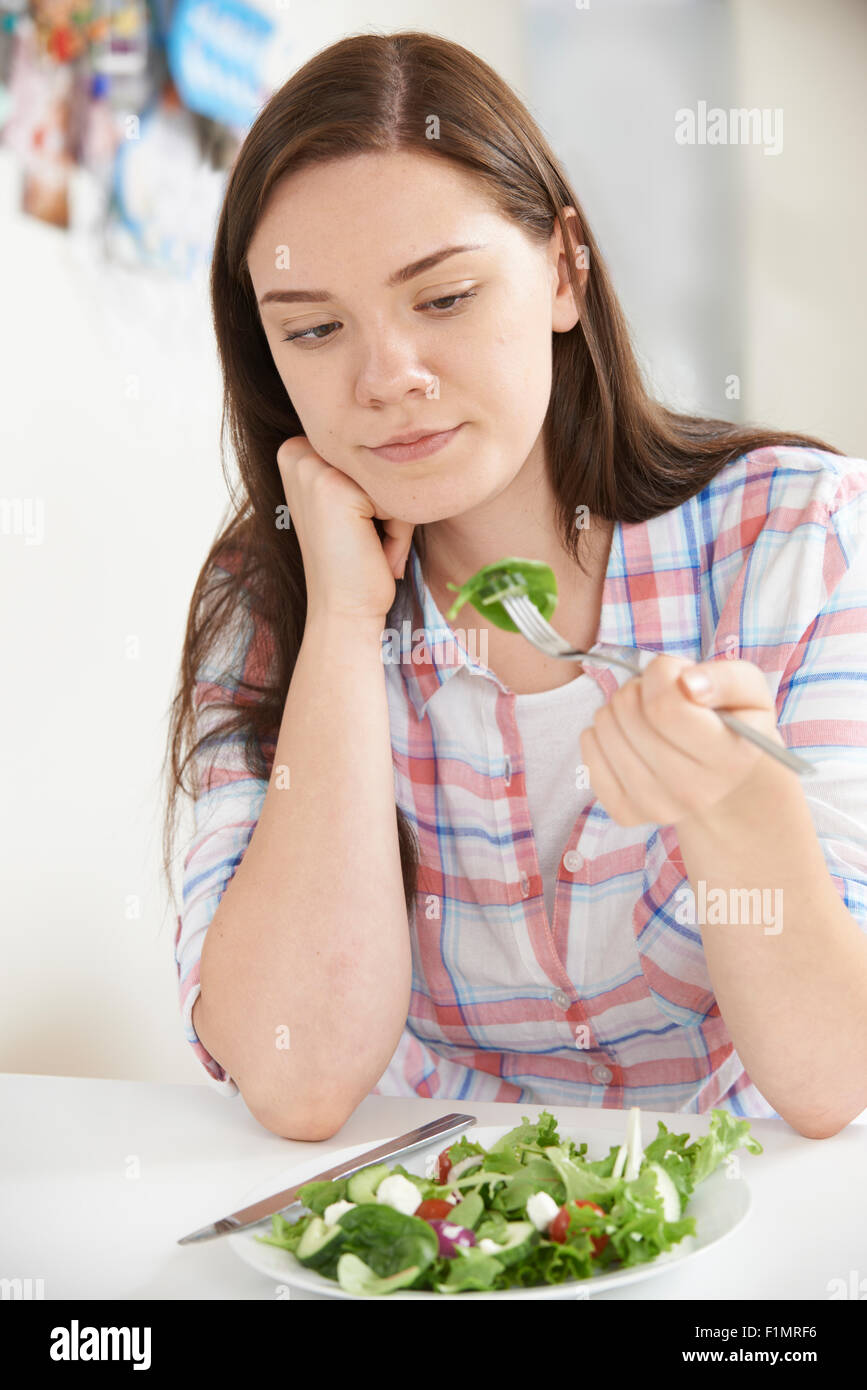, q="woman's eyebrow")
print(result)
[257,243,488,306]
